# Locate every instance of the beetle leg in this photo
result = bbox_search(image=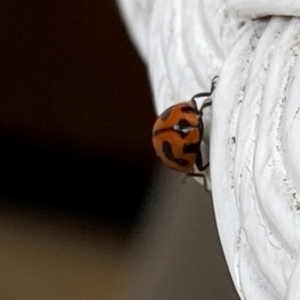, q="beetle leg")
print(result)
[195,119,208,171]
[210,75,219,93]
[191,75,219,102]
[195,147,209,171]
[189,147,210,191]
[191,92,211,103]
[187,172,209,192]
[198,117,204,134]
[198,98,212,116]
